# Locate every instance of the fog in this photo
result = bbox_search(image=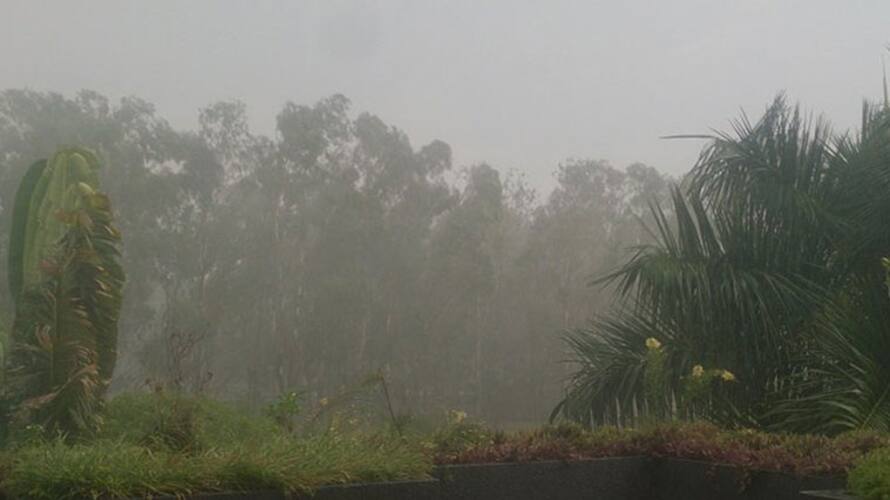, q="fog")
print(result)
[3,1,887,189]
[1,1,889,427]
